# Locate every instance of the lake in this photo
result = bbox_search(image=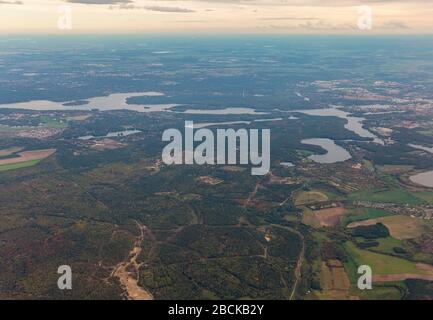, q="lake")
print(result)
[78,129,142,140]
[181,107,267,115]
[295,107,384,145]
[301,138,352,164]
[0,92,181,113]
[0,92,270,115]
